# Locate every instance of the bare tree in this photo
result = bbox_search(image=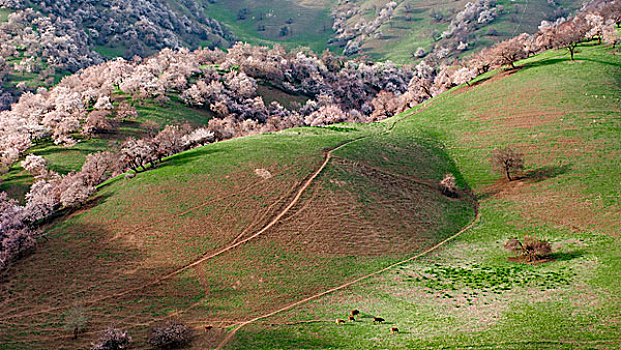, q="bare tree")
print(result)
[490,146,524,181]
[147,320,193,349]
